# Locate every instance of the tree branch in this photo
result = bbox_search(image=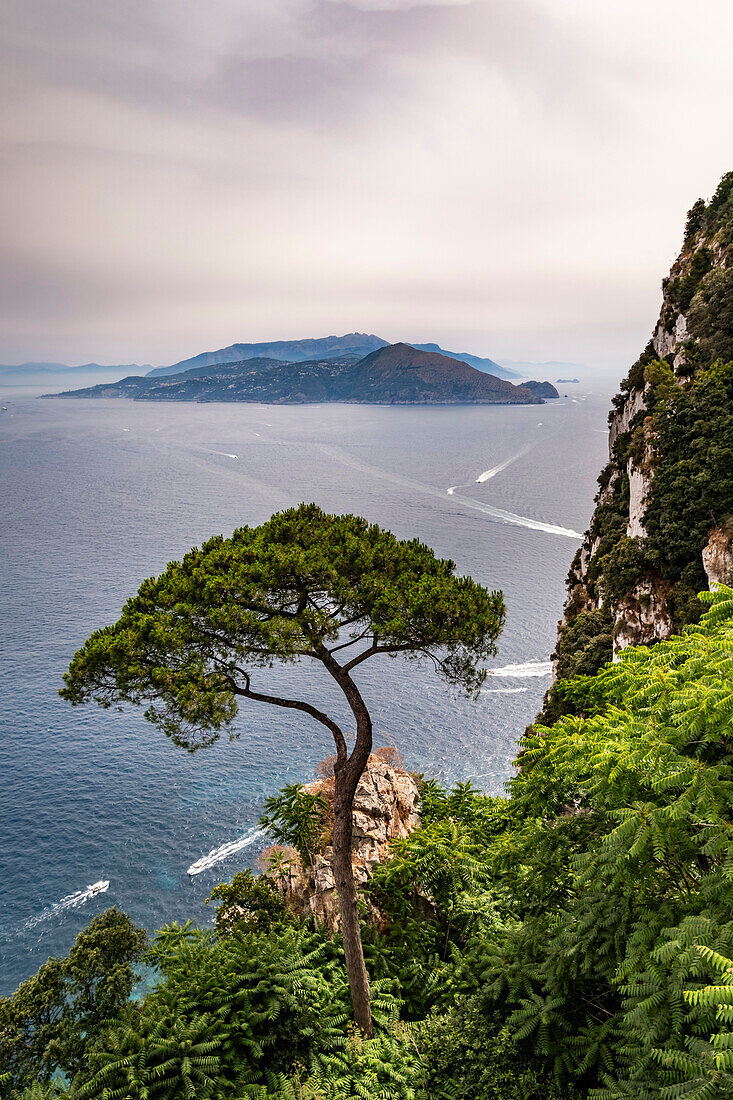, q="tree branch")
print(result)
[231,672,348,760]
[342,642,416,674]
[328,628,373,655]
